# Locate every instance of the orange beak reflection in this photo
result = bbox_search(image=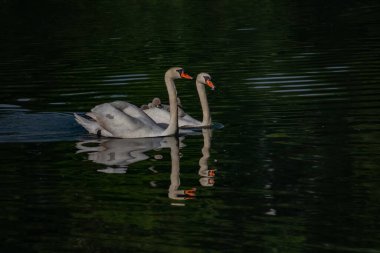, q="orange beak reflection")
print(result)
[184,188,196,197]
[206,80,215,90]
[181,72,193,79]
